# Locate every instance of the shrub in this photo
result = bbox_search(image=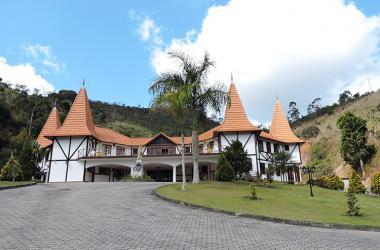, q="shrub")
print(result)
[287,180,295,185]
[313,175,344,191]
[249,183,257,200]
[370,173,380,195]
[301,125,320,139]
[328,175,344,191]
[0,154,22,181]
[348,171,366,194]
[346,191,360,216]
[122,175,154,182]
[215,152,234,181]
[254,178,275,188]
